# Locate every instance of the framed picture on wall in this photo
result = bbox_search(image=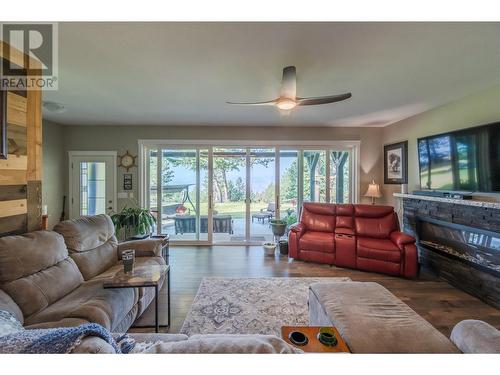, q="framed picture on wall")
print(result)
[384,141,408,184]
[0,89,6,159]
[123,173,133,190]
